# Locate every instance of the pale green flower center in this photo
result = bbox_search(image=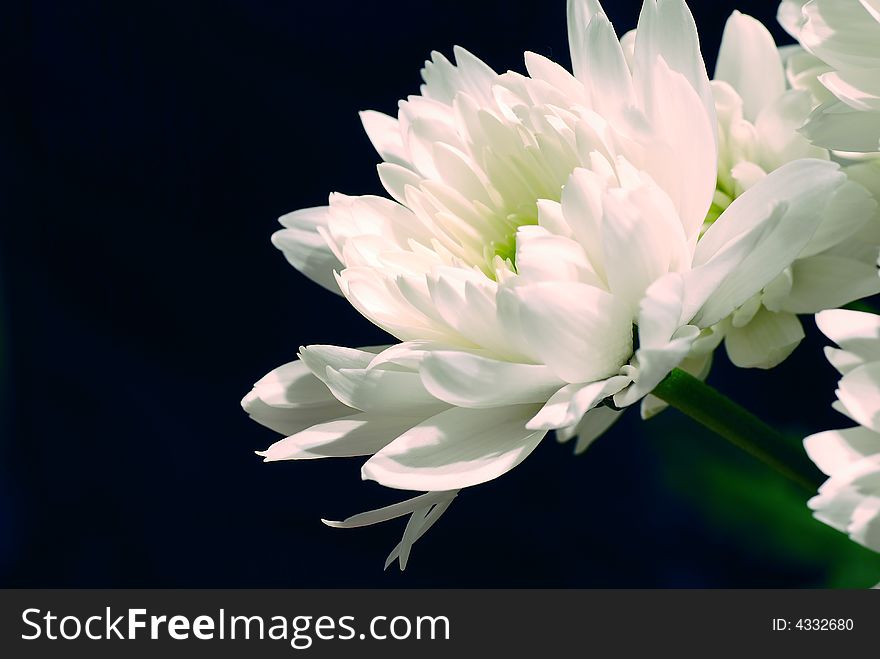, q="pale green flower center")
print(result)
[484,208,540,271]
